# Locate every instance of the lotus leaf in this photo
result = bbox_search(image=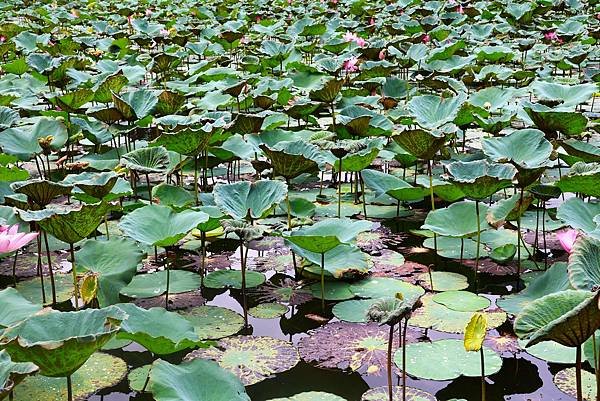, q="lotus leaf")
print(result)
[554,367,596,401]
[0,288,41,328]
[422,201,489,237]
[178,306,244,340]
[120,270,202,299]
[445,160,516,200]
[0,350,38,400]
[203,270,266,289]
[269,392,348,401]
[121,146,169,174]
[349,277,424,300]
[248,303,289,319]
[432,291,490,312]
[361,387,435,401]
[213,180,288,220]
